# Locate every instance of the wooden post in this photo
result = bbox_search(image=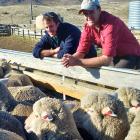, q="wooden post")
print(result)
[23,29,24,37]
[11,28,13,35]
[18,28,19,36]
[34,30,36,38]
[41,29,43,37]
[28,29,30,37]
